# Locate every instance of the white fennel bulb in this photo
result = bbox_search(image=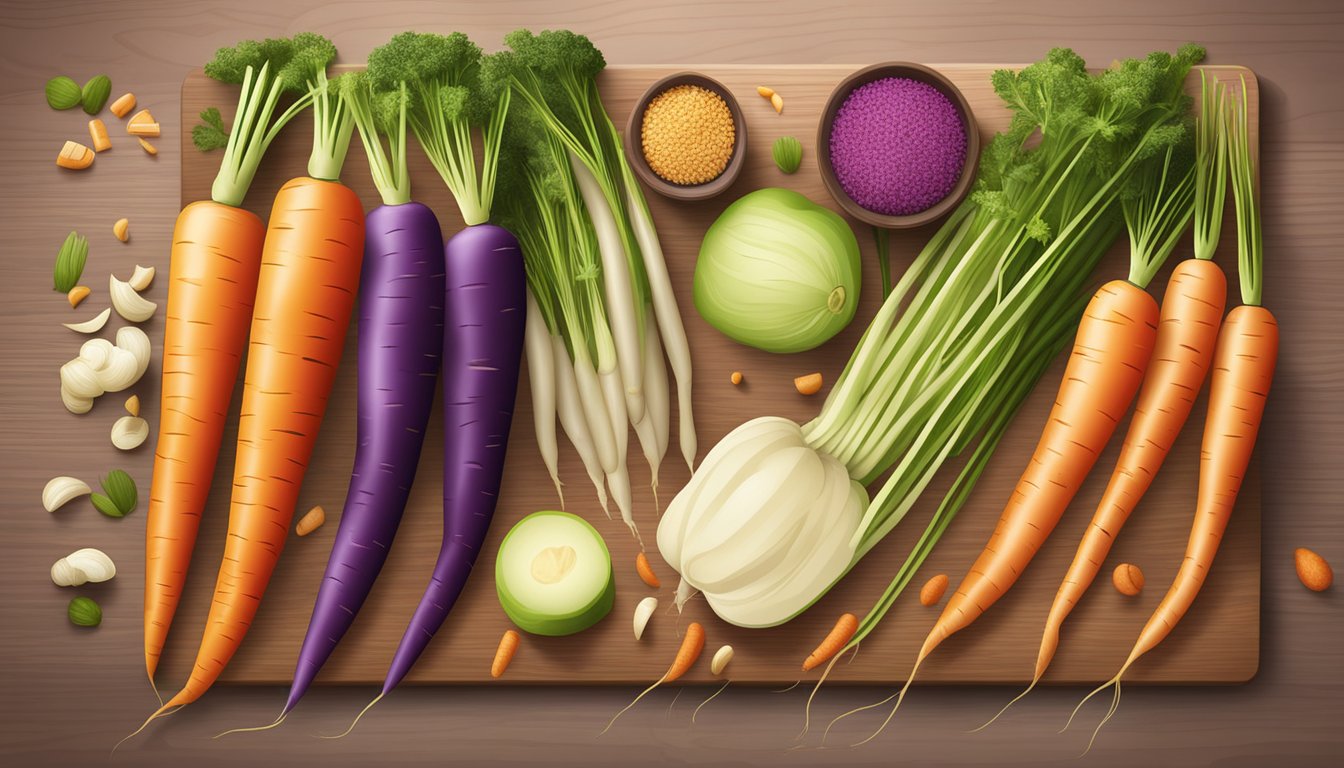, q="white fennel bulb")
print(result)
[656,417,868,628]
